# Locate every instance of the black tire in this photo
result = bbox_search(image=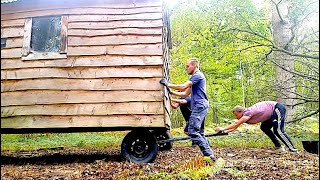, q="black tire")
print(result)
[153,130,173,151]
[121,130,158,163]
